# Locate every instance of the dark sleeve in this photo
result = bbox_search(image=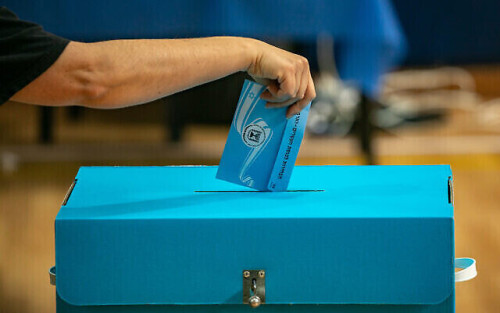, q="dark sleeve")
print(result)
[0,7,70,105]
